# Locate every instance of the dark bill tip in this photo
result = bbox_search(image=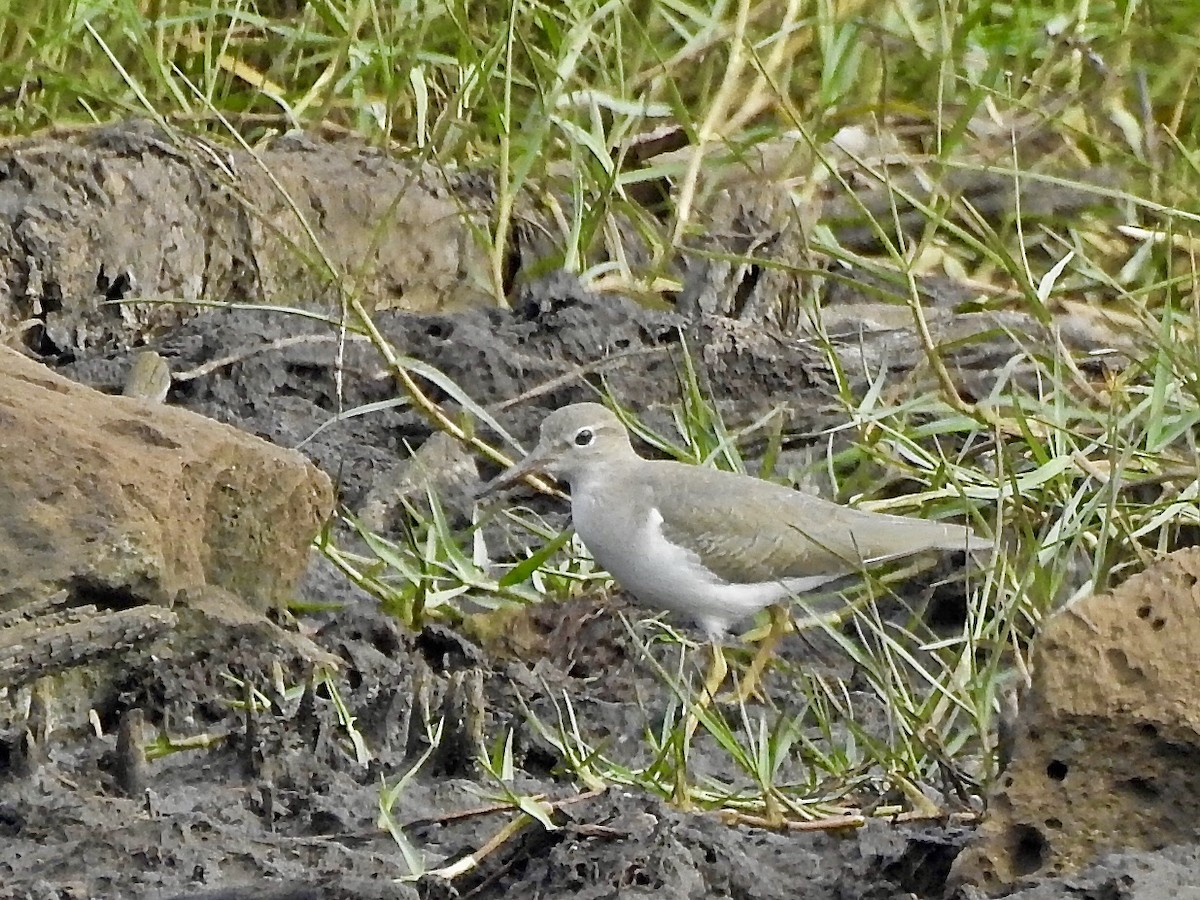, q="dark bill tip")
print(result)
[475,454,547,499]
